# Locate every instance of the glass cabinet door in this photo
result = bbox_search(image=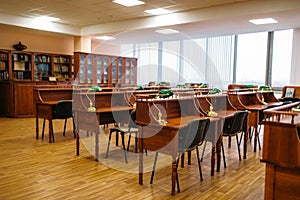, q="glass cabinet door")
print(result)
[118,58,123,84]
[12,53,32,80]
[125,59,130,84]
[53,56,70,79]
[103,57,109,83]
[87,55,93,83]
[0,51,9,80]
[131,59,136,84]
[34,54,51,81]
[111,57,117,84]
[79,55,86,83]
[96,56,102,83]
